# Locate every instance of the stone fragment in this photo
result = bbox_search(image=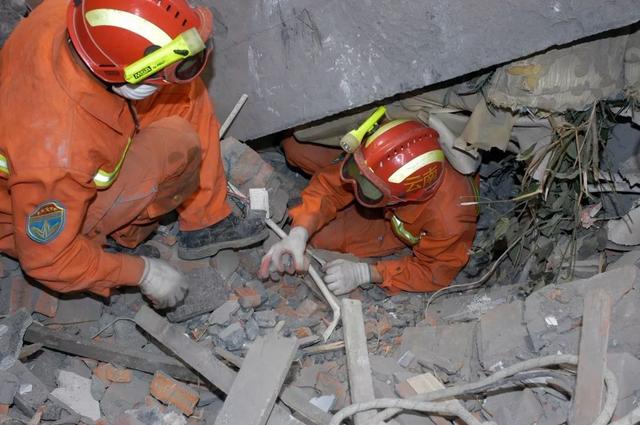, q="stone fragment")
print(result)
[93,363,132,384]
[90,376,106,402]
[235,287,263,309]
[51,296,103,324]
[150,371,199,416]
[394,381,417,398]
[218,322,246,351]
[607,352,640,418]
[309,395,336,412]
[166,267,226,322]
[397,351,416,368]
[61,356,92,379]
[7,361,50,416]
[254,310,277,328]
[207,301,240,326]
[245,317,260,341]
[210,250,240,281]
[0,308,32,371]
[376,314,392,337]
[50,370,100,421]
